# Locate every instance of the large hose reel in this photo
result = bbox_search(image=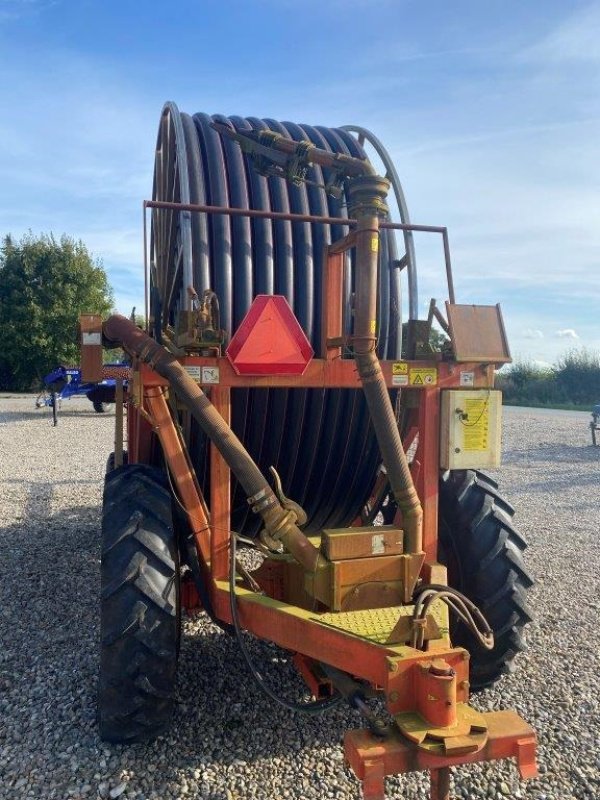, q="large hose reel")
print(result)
[150,103,416,537]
